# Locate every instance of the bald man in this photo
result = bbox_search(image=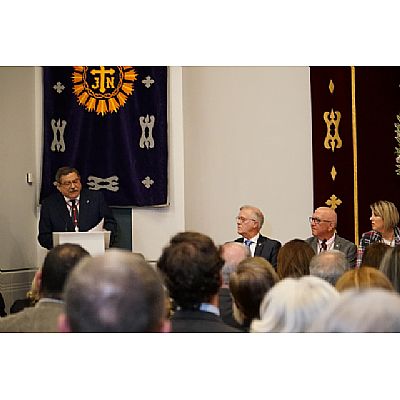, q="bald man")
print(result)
[306,207,357,268]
